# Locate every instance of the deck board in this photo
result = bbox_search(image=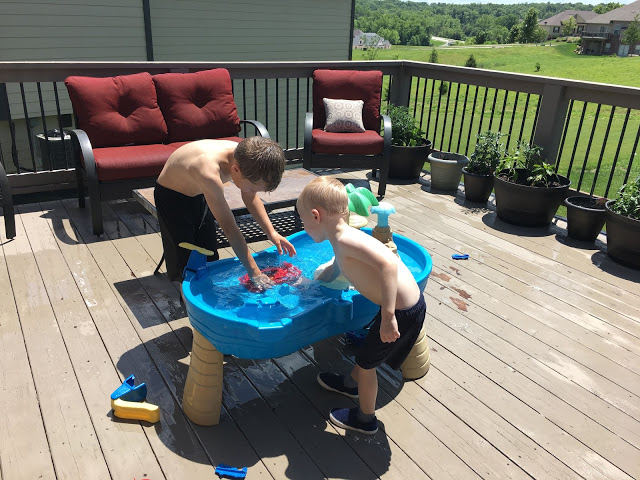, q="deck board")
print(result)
[1,168,639,479]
